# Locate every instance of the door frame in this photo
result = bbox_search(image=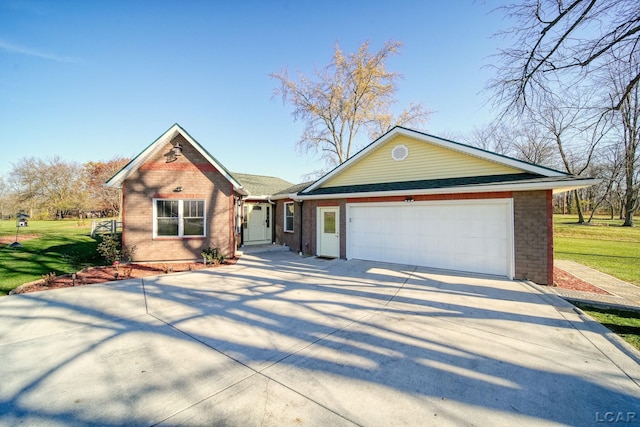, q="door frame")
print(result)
[243,202,273,245]
[316,206,340,258]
